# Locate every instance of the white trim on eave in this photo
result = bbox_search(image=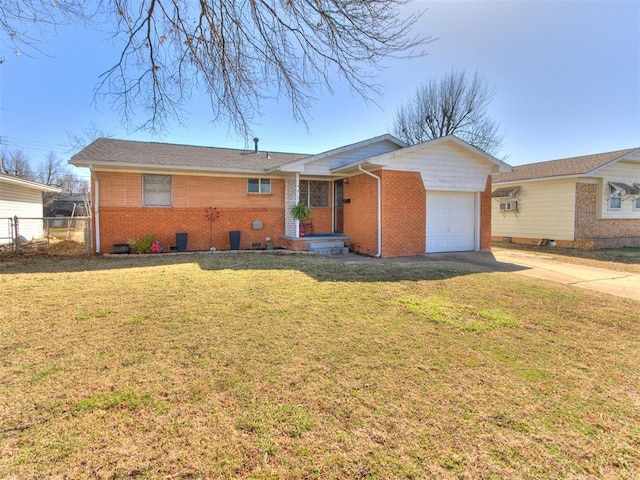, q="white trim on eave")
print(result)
[73,162,288,177]
[269,133,406,173]
[0,174,62,193]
